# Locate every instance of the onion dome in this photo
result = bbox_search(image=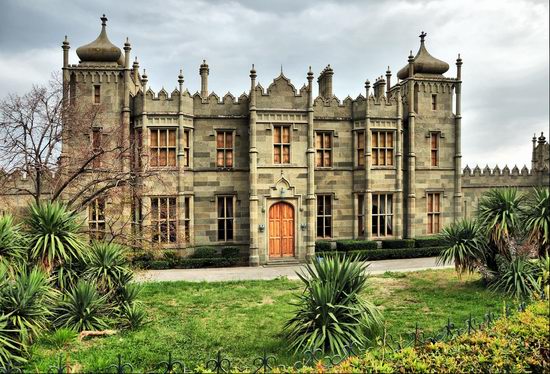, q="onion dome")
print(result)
[76,14,122,63]
[397,32,449,79]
